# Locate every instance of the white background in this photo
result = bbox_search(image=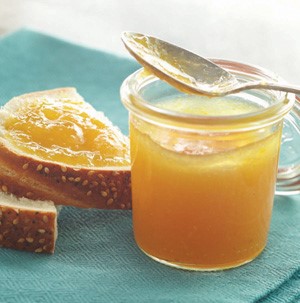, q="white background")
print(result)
[0,0,299,82]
